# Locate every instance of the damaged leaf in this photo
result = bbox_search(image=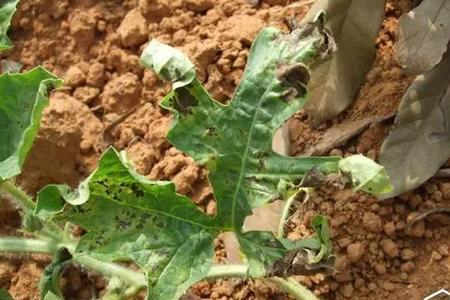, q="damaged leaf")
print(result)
[395,0,450,74]
[339,154,393,196]
[379,50,450,198]
[0,67,62,180]
[0,0,19,51]
[36,16,392,300]
[302,0,386,123]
